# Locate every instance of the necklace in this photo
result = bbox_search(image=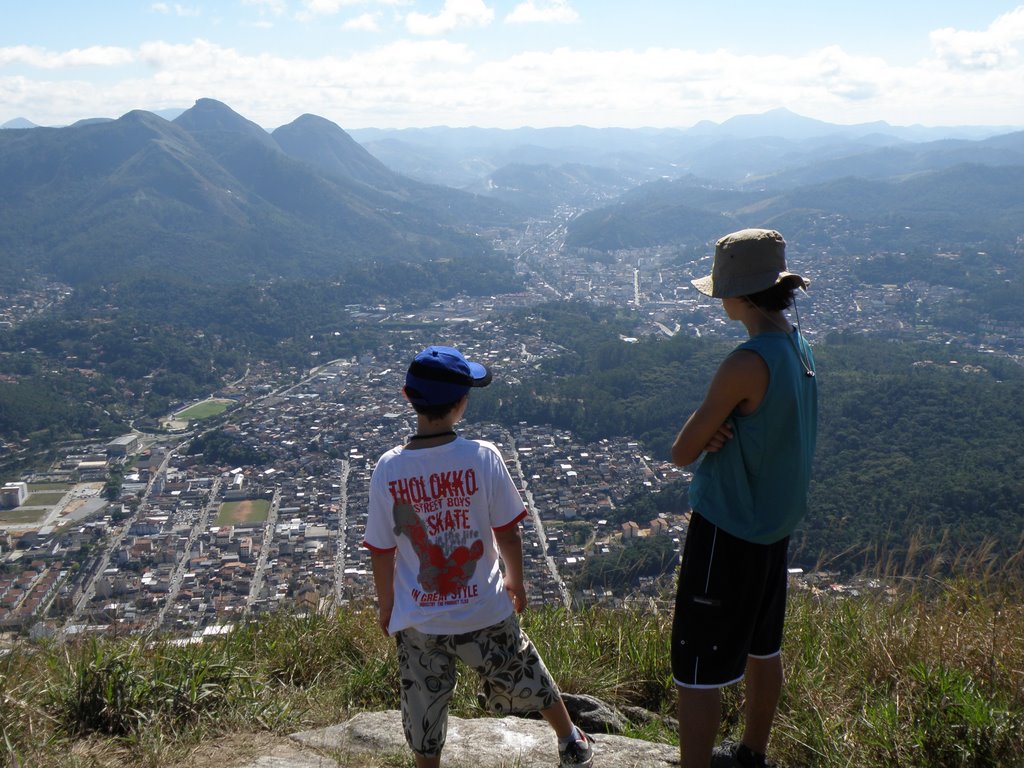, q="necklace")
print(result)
[409,429,456,441]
